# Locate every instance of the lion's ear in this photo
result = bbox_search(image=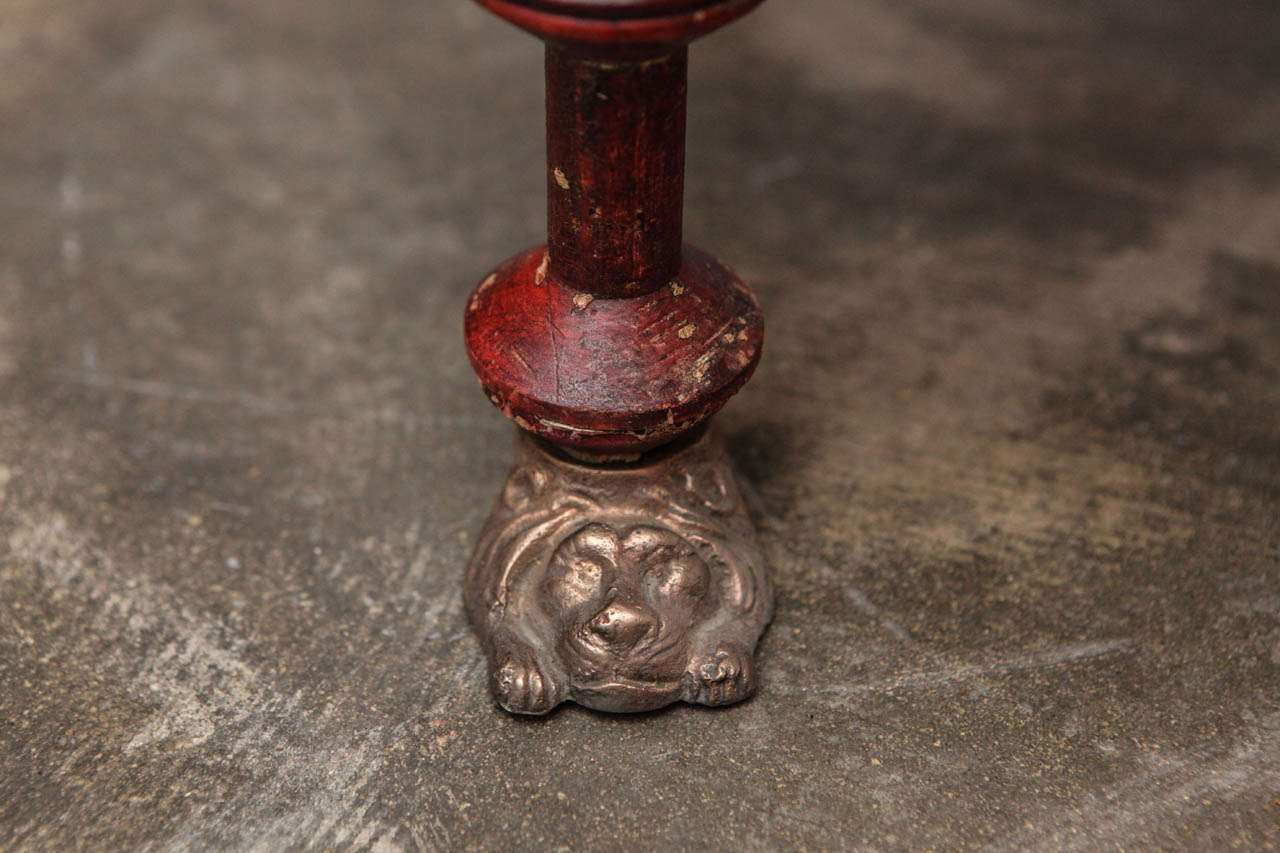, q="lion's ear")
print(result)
[679,533,759,614]
[669,464,738,515]
[470,506,588,626]
[502,465,548,513]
